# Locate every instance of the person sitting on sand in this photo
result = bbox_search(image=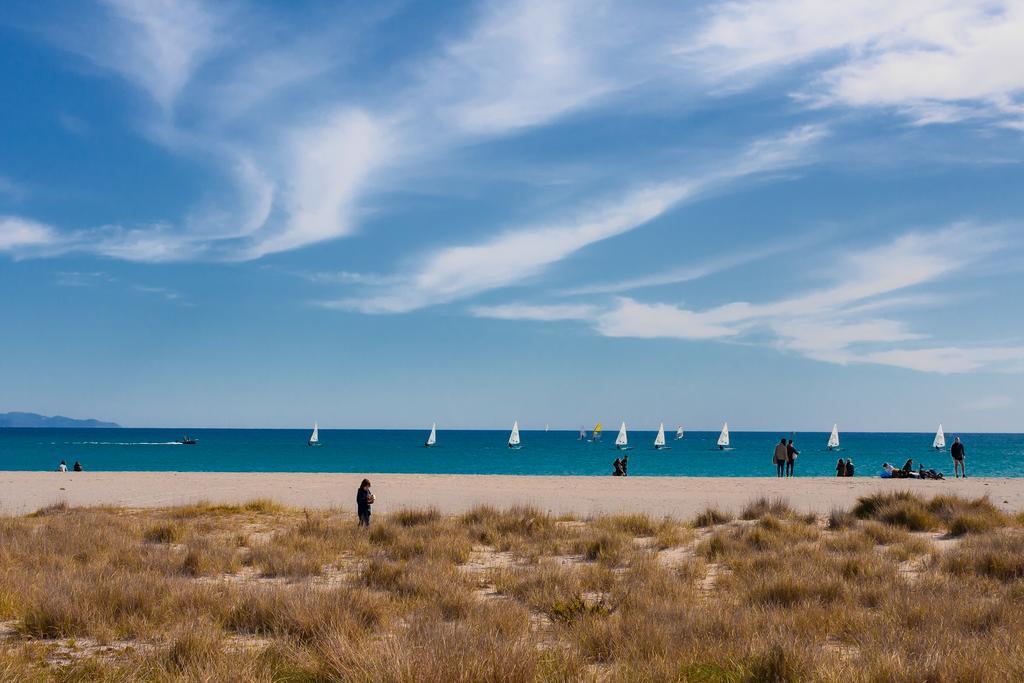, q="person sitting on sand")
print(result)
[902,458,914,473]
[881,463,894,478]
[57,460,67,472]
[356,479,374,527]
[612,457,624,476]
[951,436,966,478]
[845,459,854,477]
[836,458,845,477]
[73,461,83,472]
